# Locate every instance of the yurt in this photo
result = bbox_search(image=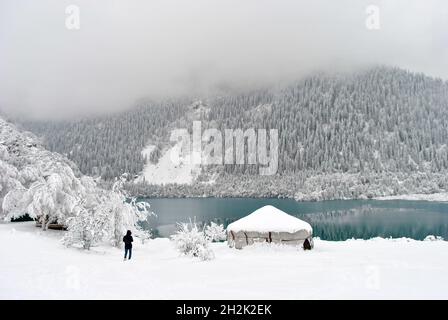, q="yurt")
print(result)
[227,205,313,250]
